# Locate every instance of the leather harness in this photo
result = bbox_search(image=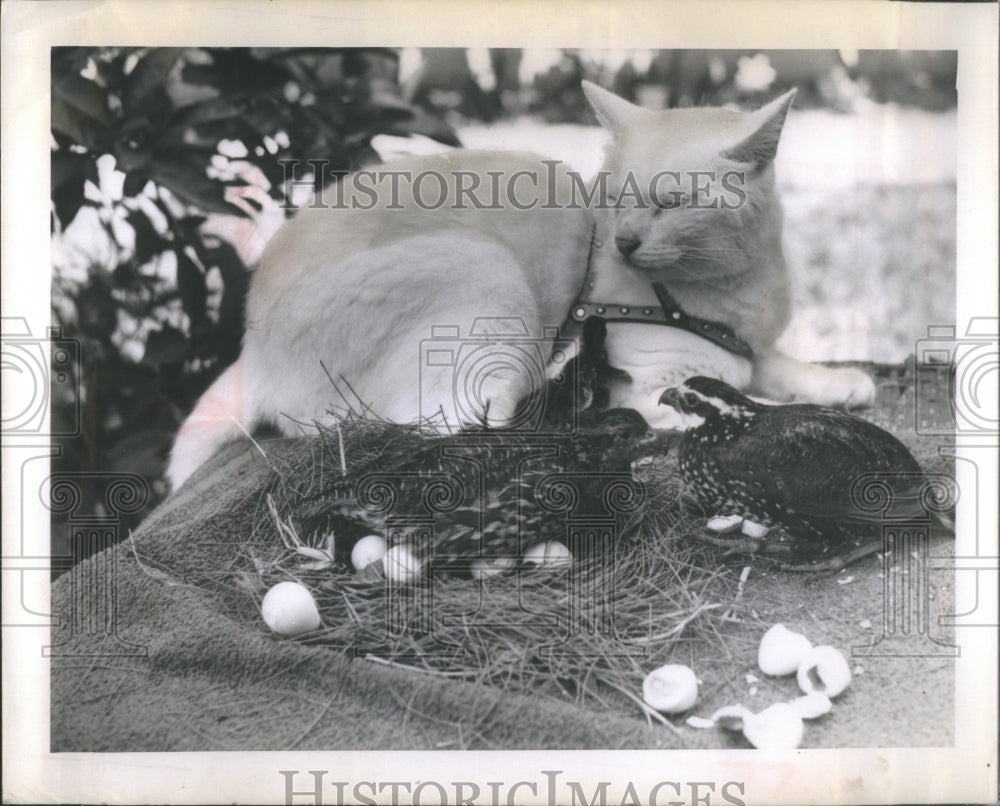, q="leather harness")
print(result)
[567,221,754,361]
